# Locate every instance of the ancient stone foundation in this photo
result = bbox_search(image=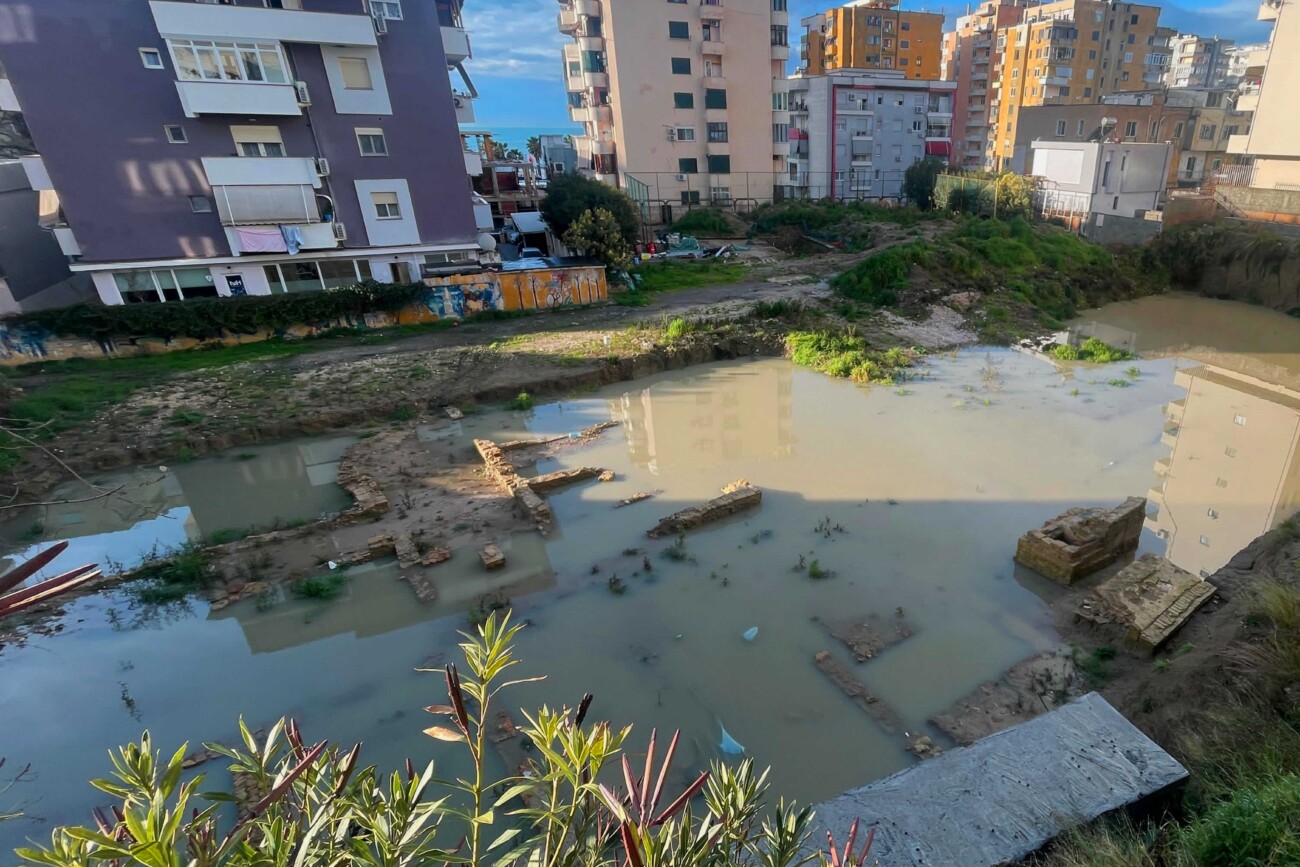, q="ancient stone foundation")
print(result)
[1076,553,1216,653]
[1014,497,1145,585]
[646,480,762,538]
